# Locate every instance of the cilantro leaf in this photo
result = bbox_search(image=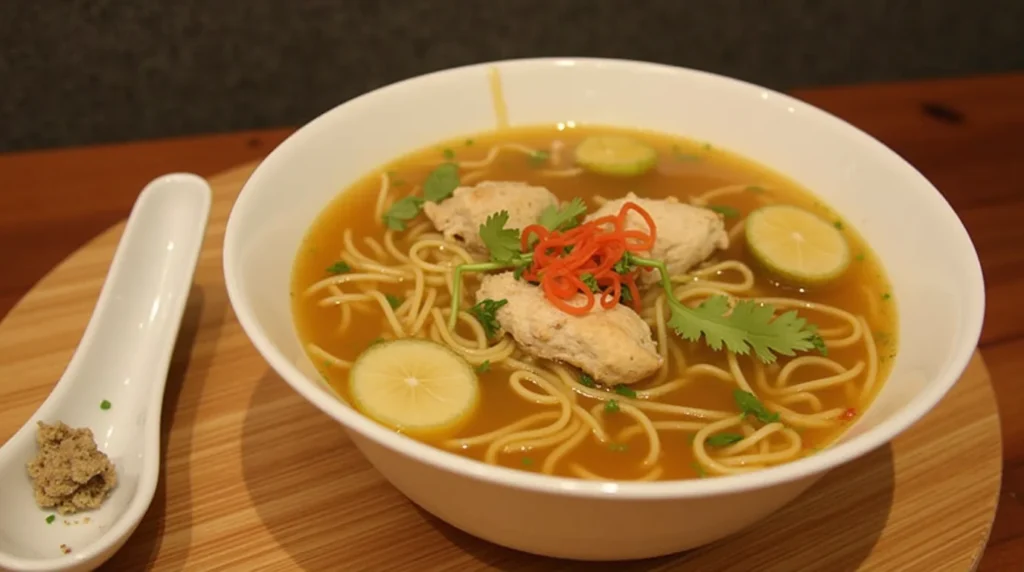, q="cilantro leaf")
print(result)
[708,204,739,218]
[734,390,780,423]
[613,251,638,275]
[580,273,600,293]
[613,385,637,399]
[382,196,425,231]
[422,162,460,202]
[666,296,822,363]
[478,211,523,264]
[538,198,588,232]
[469,298,508,338]
[326,261,350,275]
[706,433,744,447]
